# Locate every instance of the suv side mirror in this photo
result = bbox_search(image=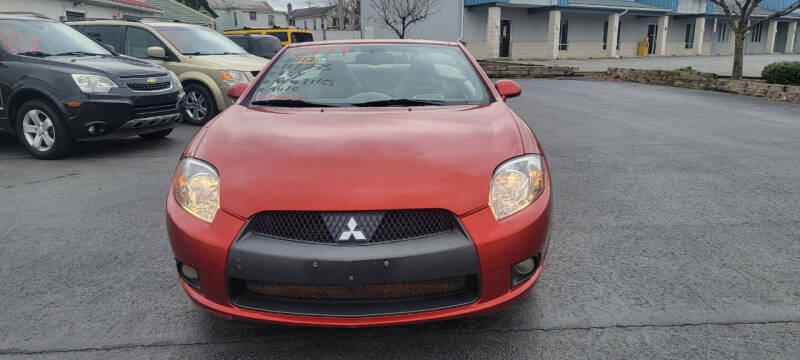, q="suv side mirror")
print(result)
[495,80,522,101]
[146,46,167,59]
[227,83,249,100]
[101,43,115,53]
